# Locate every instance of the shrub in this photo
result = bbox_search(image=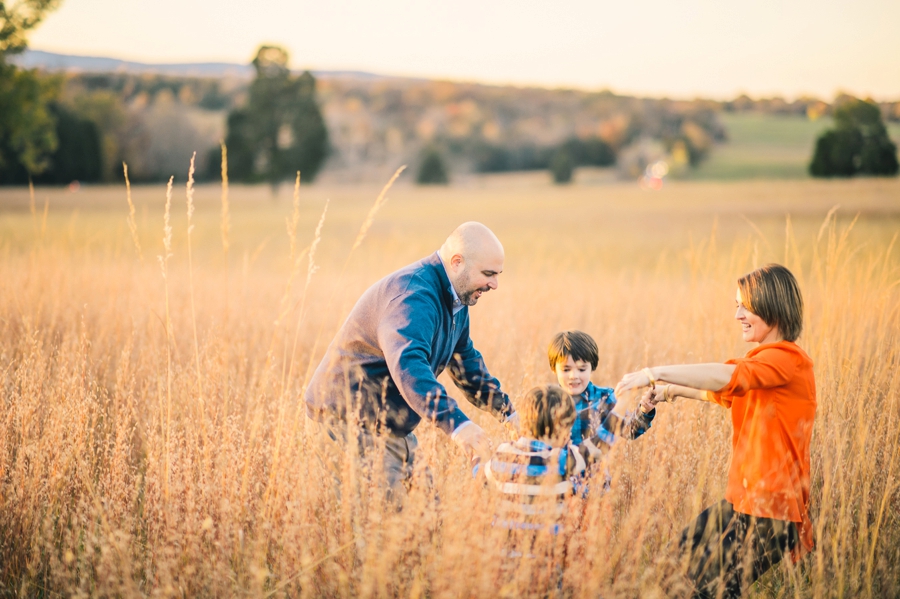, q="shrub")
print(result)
[550,149,573,184]
[416,147,449,185]
[810,99,898,177]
